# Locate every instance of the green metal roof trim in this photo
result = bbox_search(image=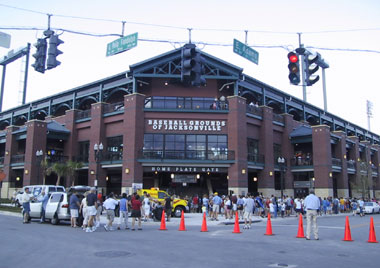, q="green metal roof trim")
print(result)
[47,121,70,134]
[289,125,312,138]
